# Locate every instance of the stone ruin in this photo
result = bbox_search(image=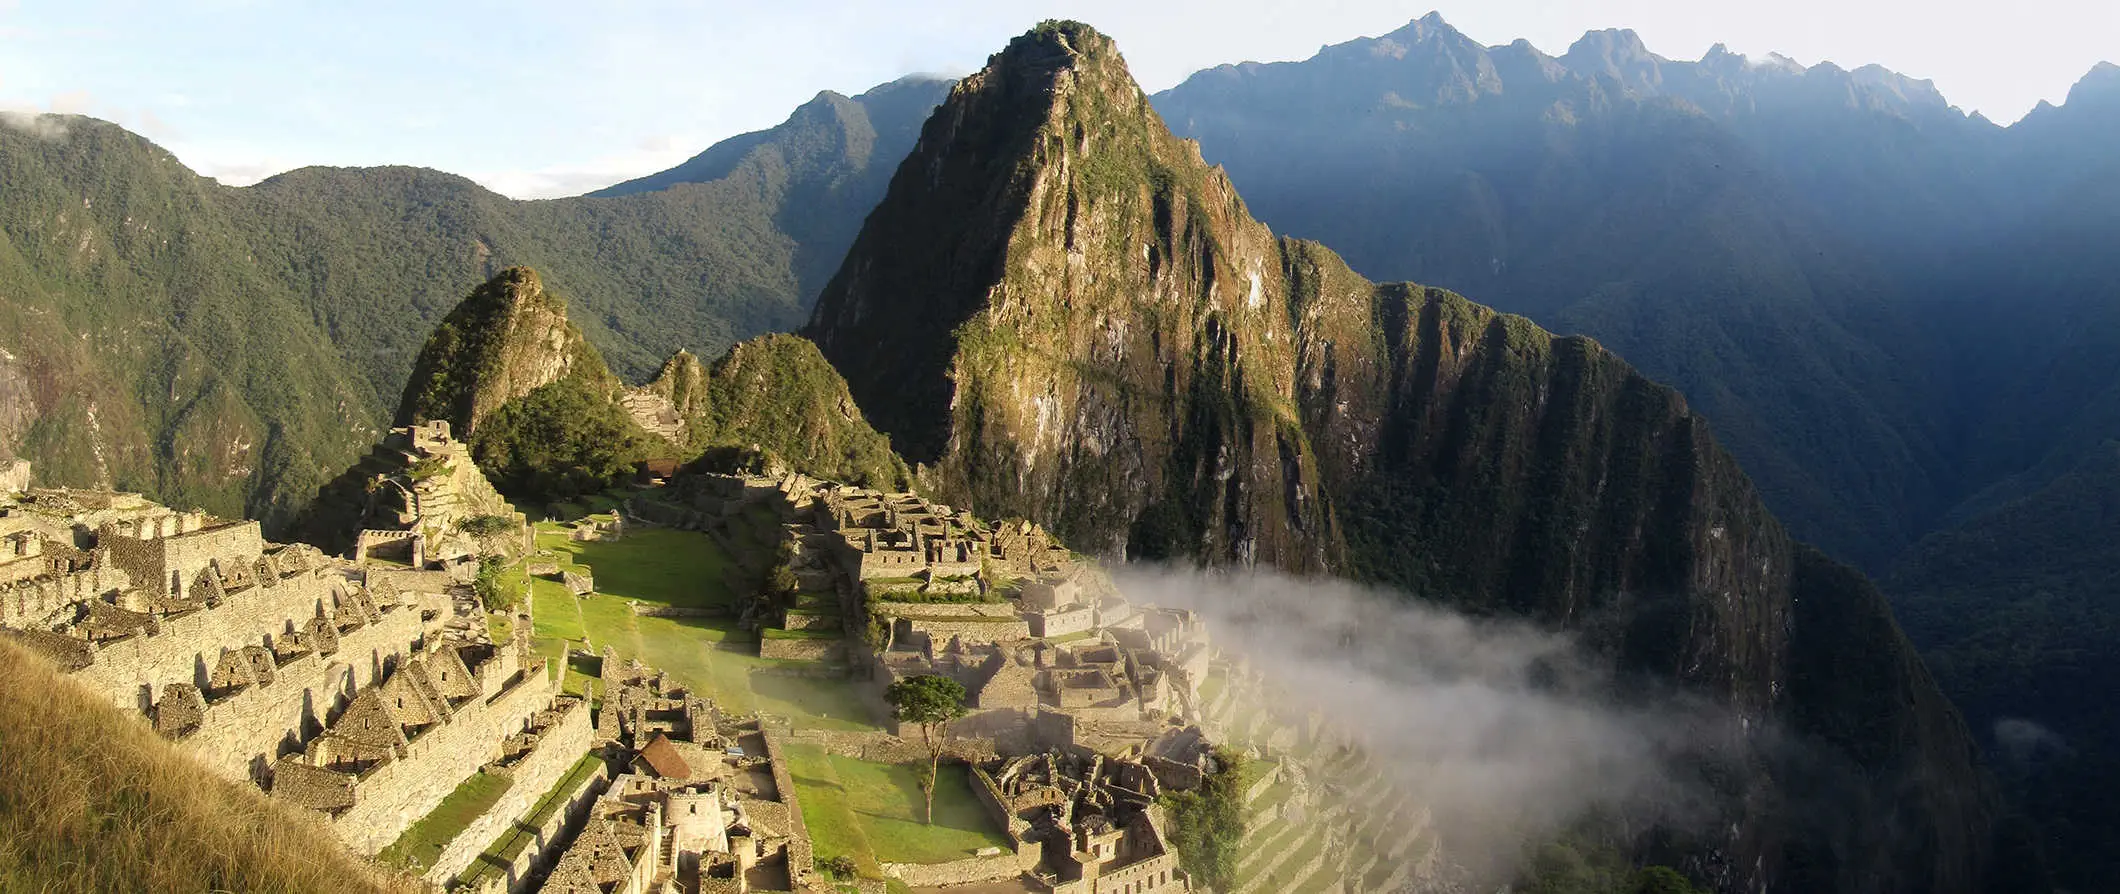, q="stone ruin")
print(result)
[310,420,529,567]
[0,464,573,864]
[535,654,807,894]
